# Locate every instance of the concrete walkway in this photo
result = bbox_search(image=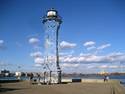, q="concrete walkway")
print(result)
[0,81,125,94]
